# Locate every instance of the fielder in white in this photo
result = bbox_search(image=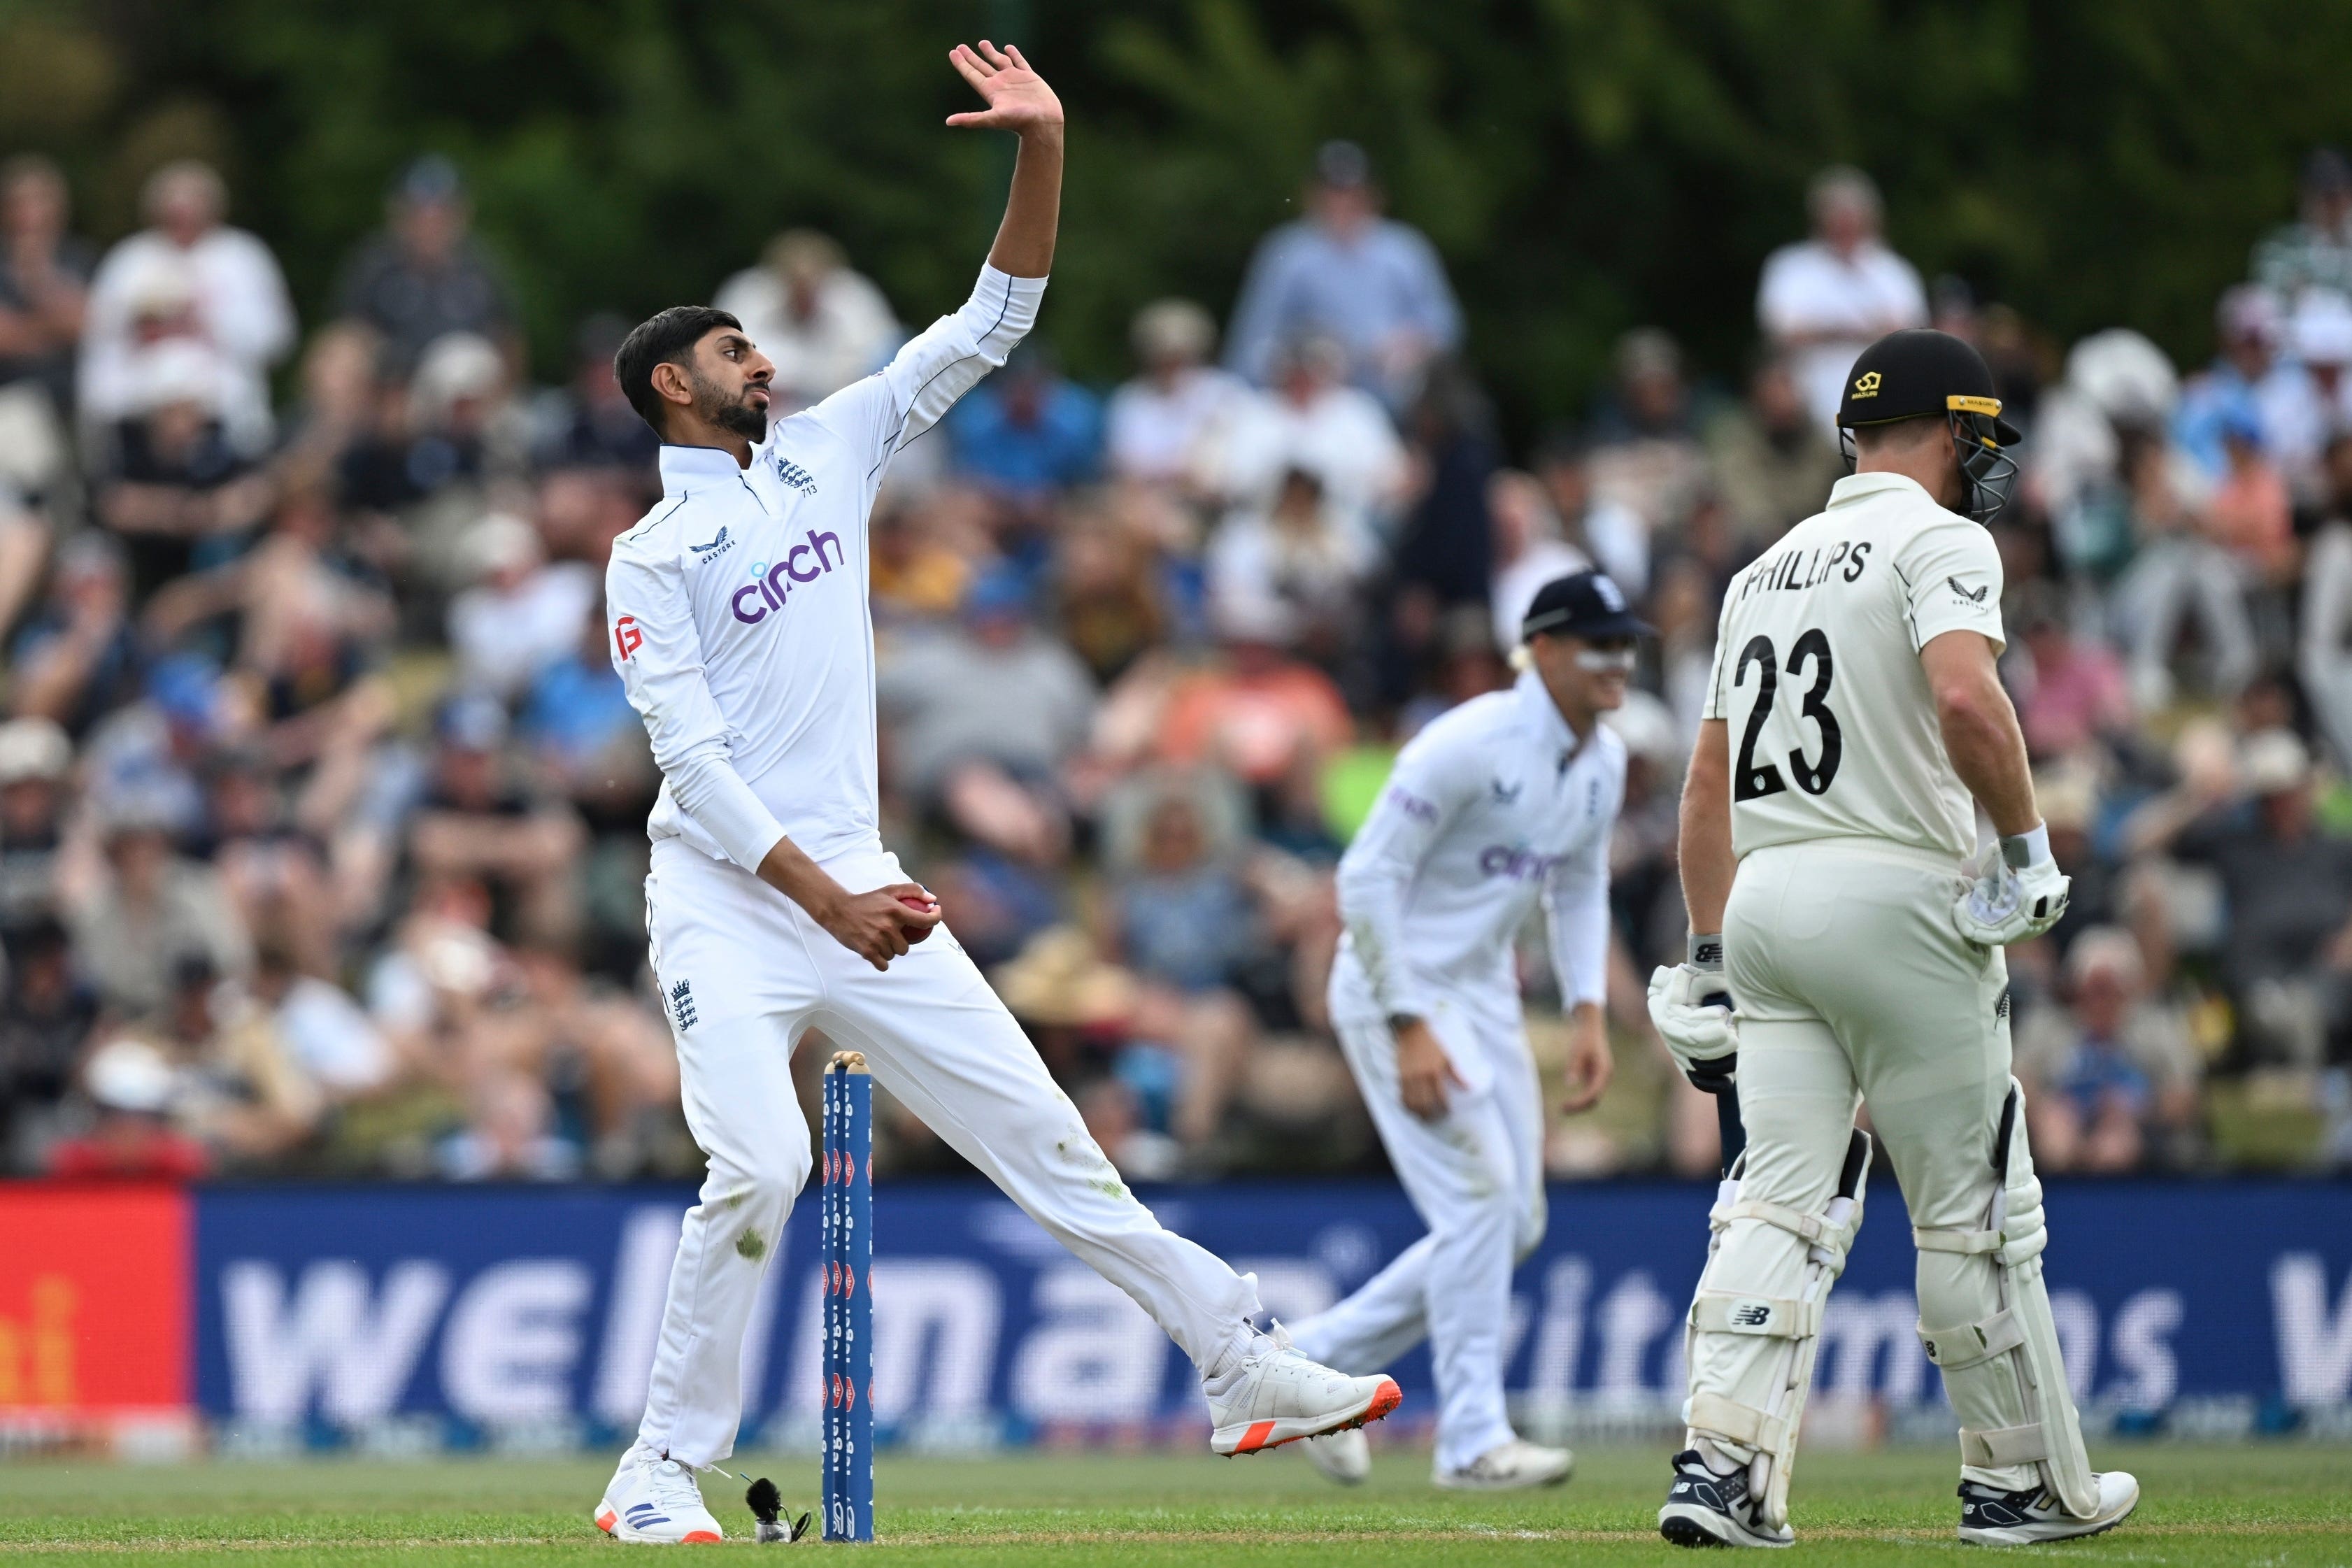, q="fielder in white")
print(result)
[1289,570,1627,1490]
[589,43,1399,1545]
[1646,328,2139,1548]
